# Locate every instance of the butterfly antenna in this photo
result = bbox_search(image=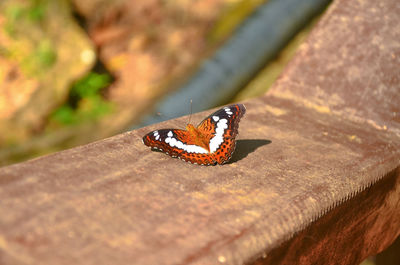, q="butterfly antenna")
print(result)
[188,99,193,125]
